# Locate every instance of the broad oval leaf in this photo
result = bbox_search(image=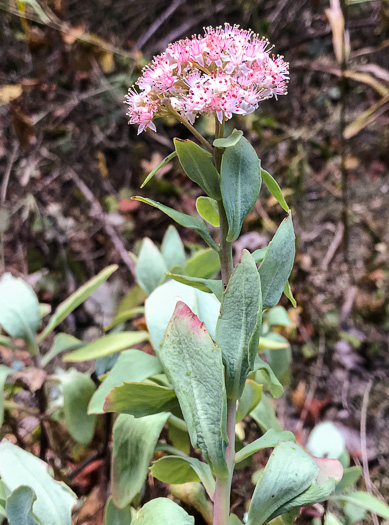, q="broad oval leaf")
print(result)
[213,129,243,148]
[250,394,284,433]
[261,168,289,213]
[56,370,97,445]
[158,302,228,478]
[151,456,215,499]
[132,498,194,525]
[63,331,149,362]
[216,250,262,399]
[41,333,84,368]
[259,212,295,309]
[161,225,186,269]
[136,238,167,294]
[174,139,221,200]
[332,492,389,520]
[235,429,295,464]
[247,441,319,525]
[0,440,76,525]
[5,486,39,525]
[0,273,40,354]
[104,496,134,525]
[88,349,162,414]
[141,151,177,188]
[196,196,220,227]
[38,265,118,342]
[220,137,262,242]
[134,197,219,250]
[185,248,220,279]
[104,381,177,417]
[112,413,169,508]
